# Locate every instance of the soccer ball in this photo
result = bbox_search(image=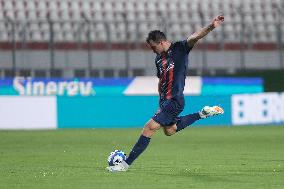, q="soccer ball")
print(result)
[107,150,127,166]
